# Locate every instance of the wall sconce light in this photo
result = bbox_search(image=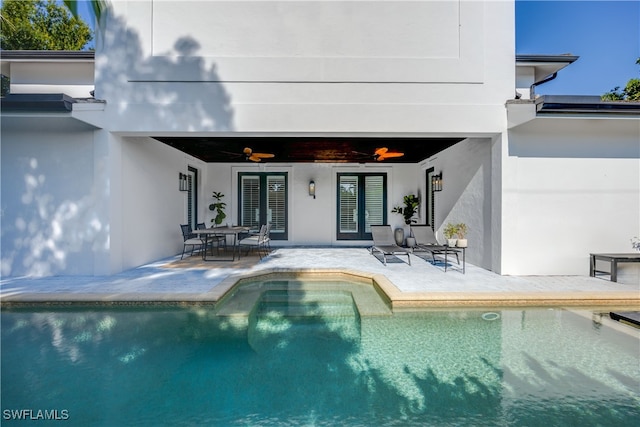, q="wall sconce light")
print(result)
[179,173,188,191]
[309,180,316,199]
[432,173,443,192]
